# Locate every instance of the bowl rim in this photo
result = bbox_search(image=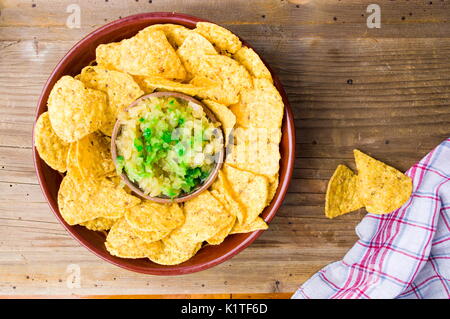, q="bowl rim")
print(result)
[110,91,225,203]
[32,12,296,275]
